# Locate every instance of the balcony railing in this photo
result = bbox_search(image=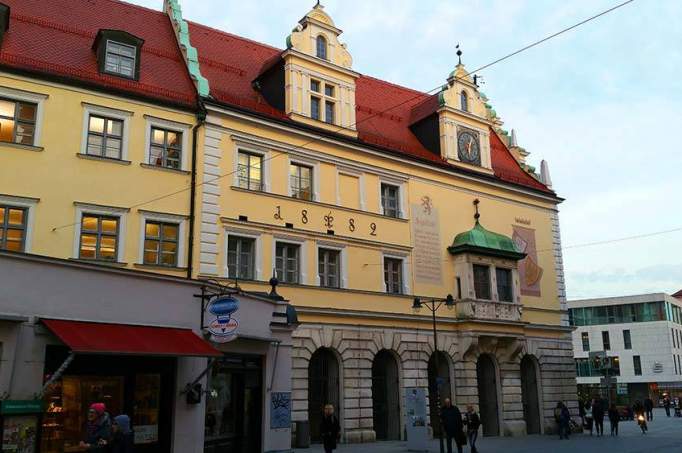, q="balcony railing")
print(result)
[455,298,523,322]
